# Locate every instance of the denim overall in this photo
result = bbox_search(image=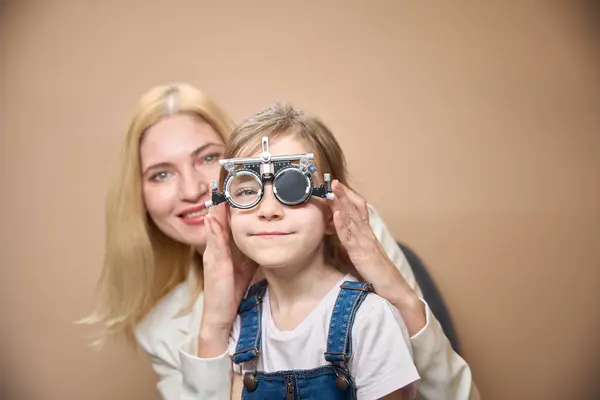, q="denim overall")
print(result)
[232,279,373,400]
